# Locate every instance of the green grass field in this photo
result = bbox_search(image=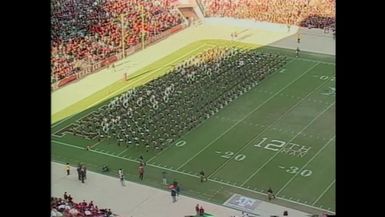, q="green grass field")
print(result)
[51,40,335,214]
